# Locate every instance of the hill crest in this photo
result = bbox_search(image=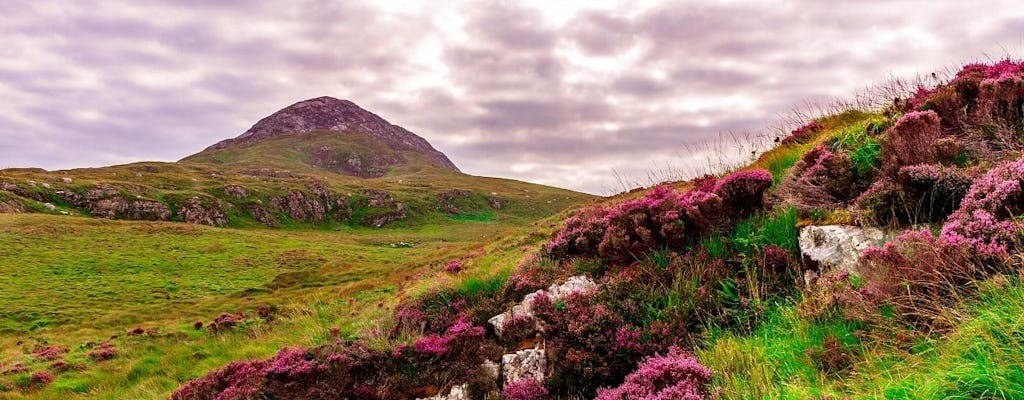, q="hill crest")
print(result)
[195,96,459,172]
